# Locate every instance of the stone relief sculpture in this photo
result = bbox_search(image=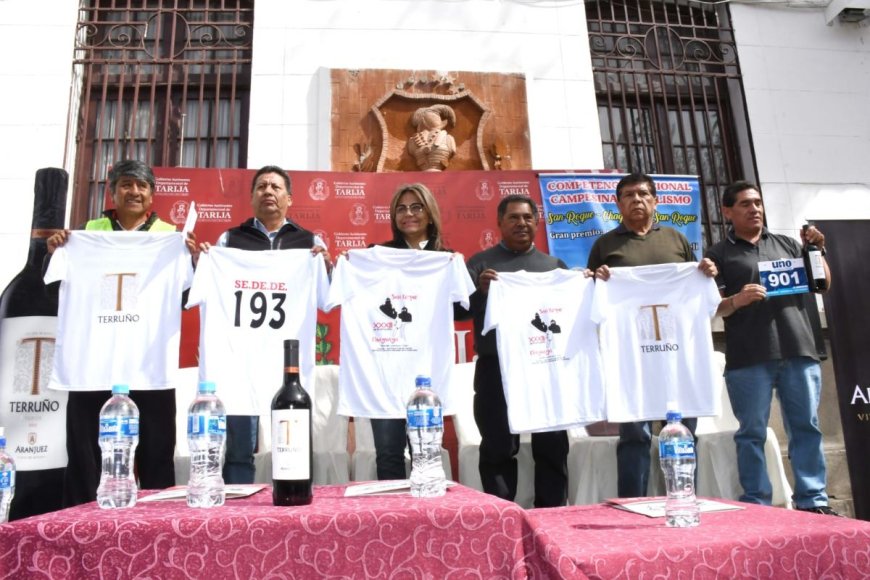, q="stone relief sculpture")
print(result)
[407,104,457,172]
